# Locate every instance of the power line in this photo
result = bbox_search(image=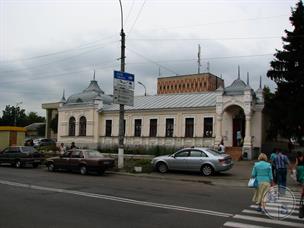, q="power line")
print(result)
[128,0,147,33]
[0,62,119,86]
[128,36,283,41]
[0,34,117,65]
[0,40,119,74]
[127,47,179,75]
